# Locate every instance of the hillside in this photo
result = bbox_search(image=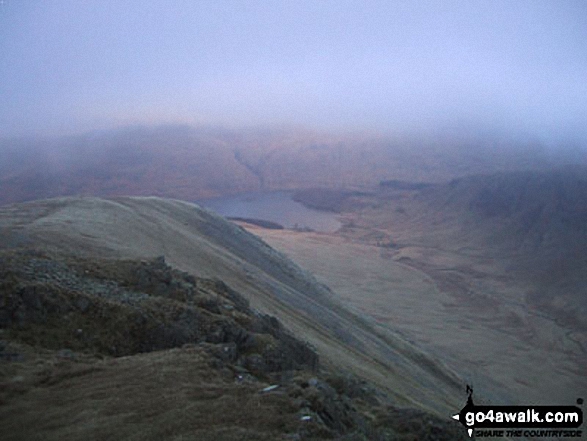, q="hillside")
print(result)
[0,249,465,440]
[0,127,258,204]
[0,196,467,439]
[367,167,587,332]
[255,167,587,408]
[0,125,567,206]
